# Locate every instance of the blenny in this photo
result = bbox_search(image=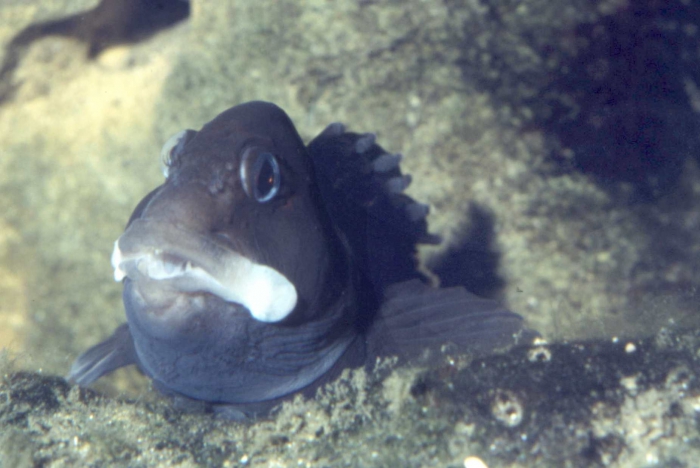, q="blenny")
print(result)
[69,101,533,417]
